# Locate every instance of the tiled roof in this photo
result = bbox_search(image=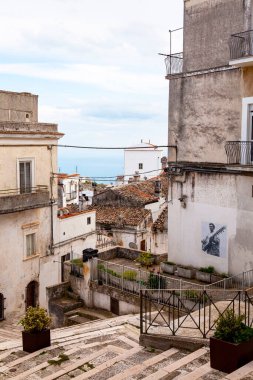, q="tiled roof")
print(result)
[90,206,151,227]
[113,184,159,205]
[57,173,80,179]
[152,206,168,232]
